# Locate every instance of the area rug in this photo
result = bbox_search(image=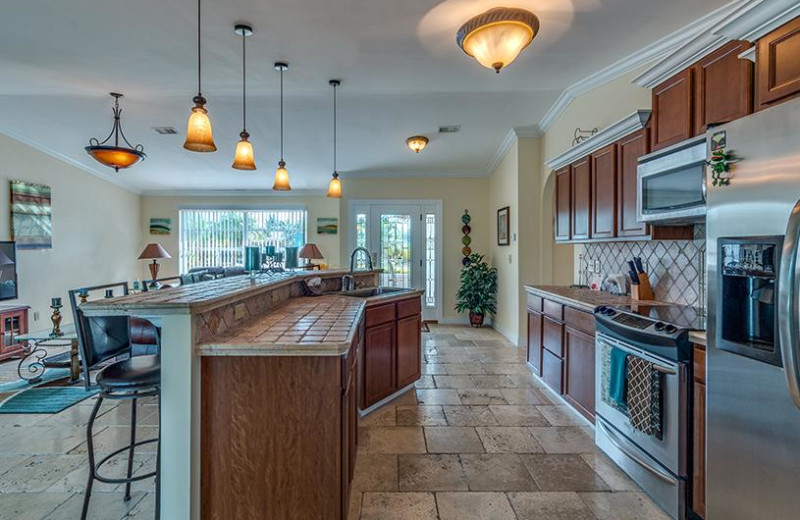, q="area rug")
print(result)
[0,385,98,414]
